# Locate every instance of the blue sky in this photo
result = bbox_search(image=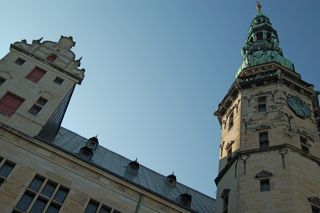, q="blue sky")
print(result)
[1,0,320,198]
